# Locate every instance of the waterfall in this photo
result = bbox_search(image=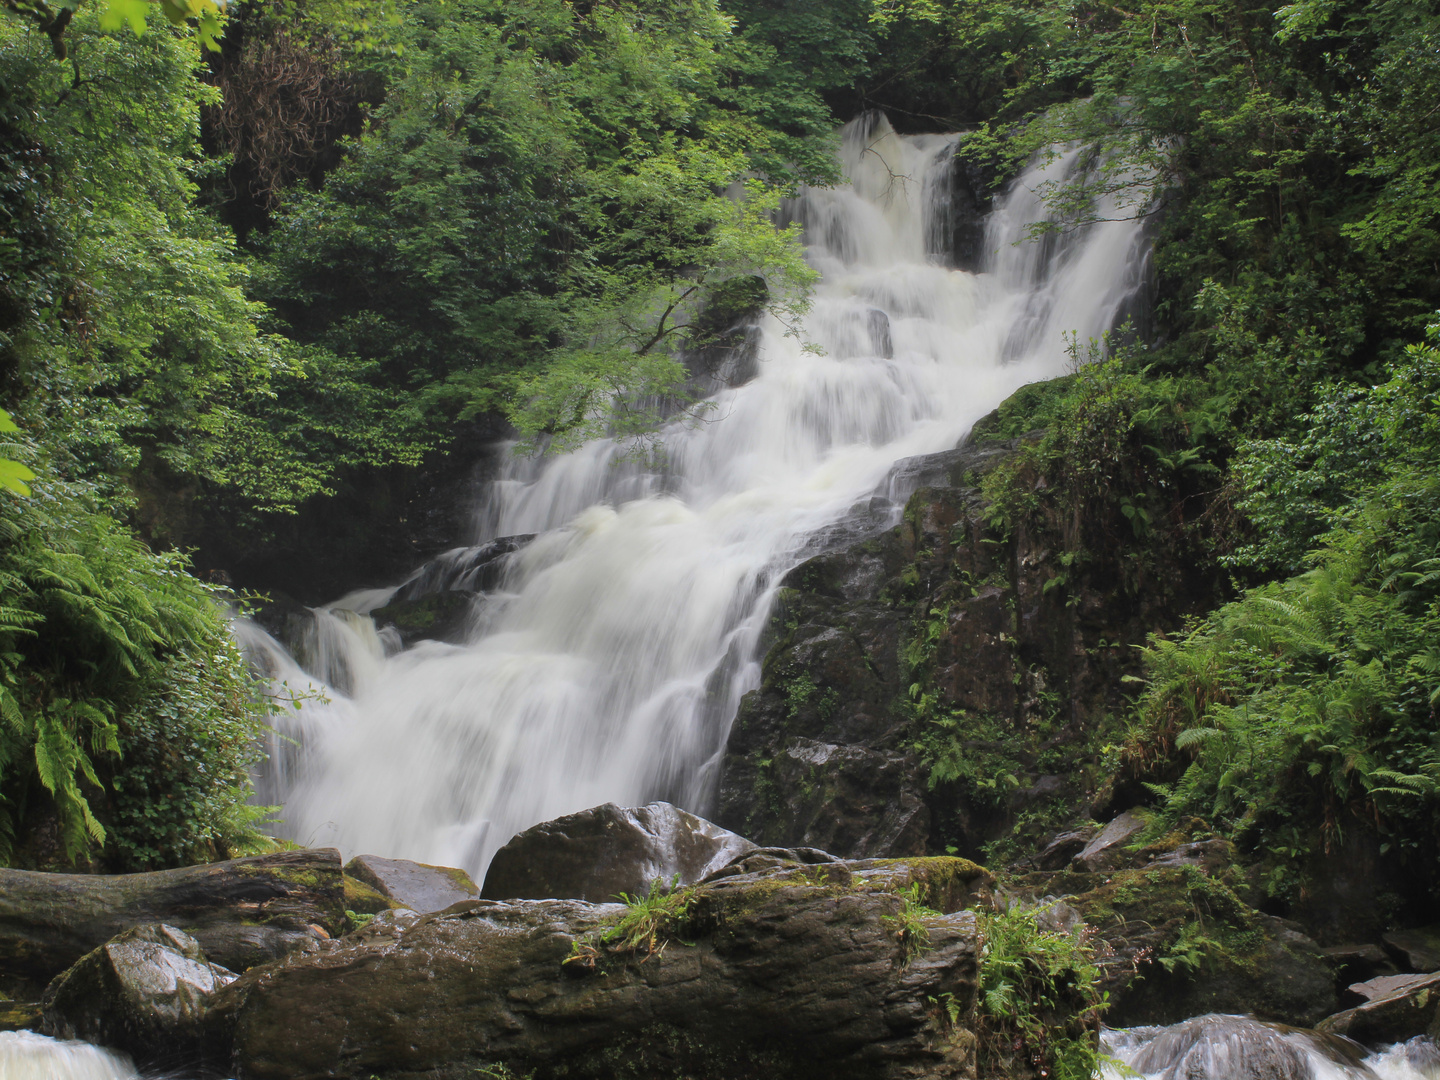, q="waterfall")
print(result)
[242,114,1153,880]
[0,1031,138,1080]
